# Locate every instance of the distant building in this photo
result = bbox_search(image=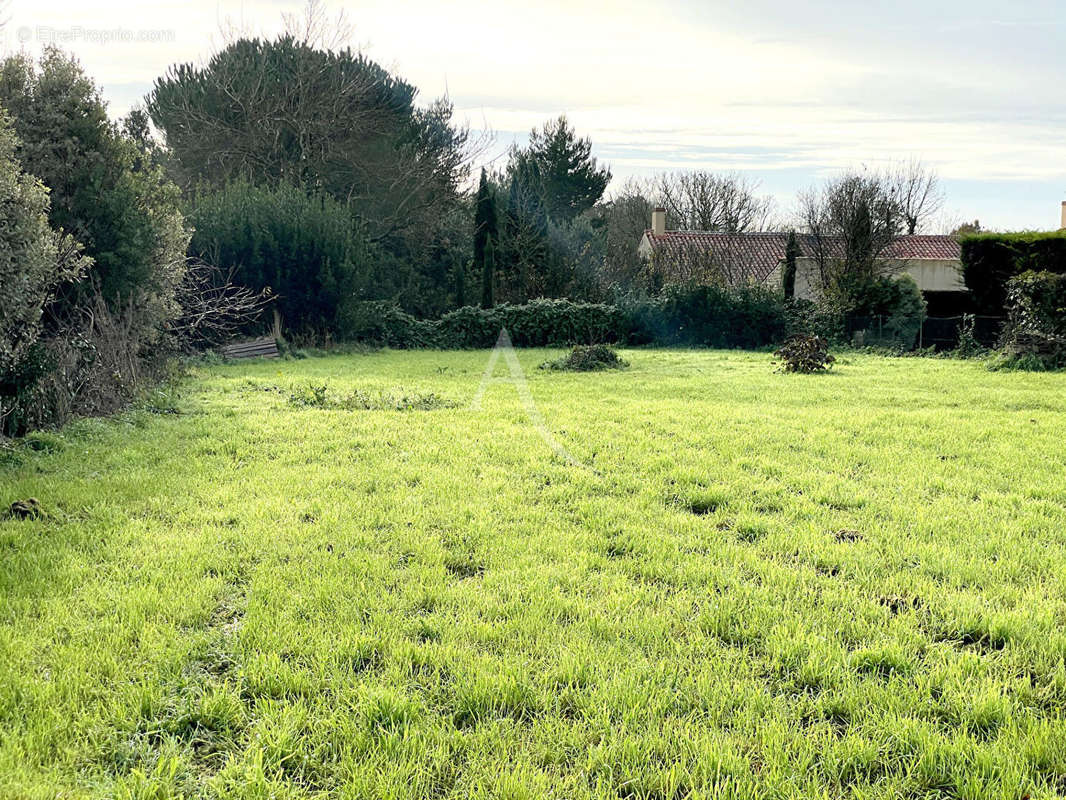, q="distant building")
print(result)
[638,208,968,314]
